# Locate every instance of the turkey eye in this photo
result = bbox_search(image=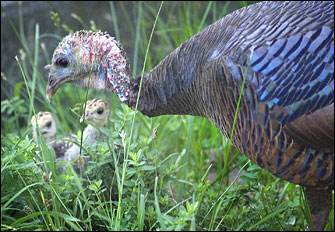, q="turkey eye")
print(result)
[55,58,69,67]
[46,121,52,128]
[97,108,104,114]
